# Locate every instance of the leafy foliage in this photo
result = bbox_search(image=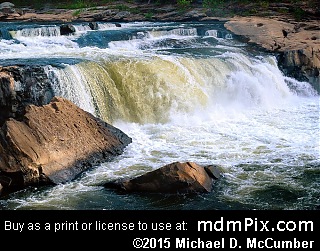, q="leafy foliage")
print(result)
[9,0,319,21]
